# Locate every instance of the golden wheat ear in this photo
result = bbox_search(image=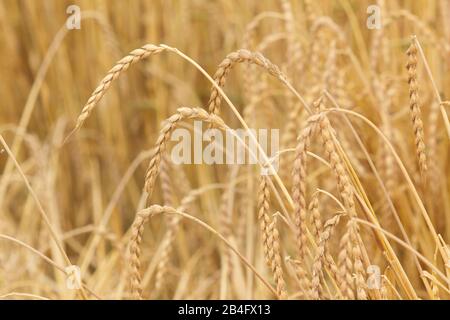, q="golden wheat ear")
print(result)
[406,35,428,181]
